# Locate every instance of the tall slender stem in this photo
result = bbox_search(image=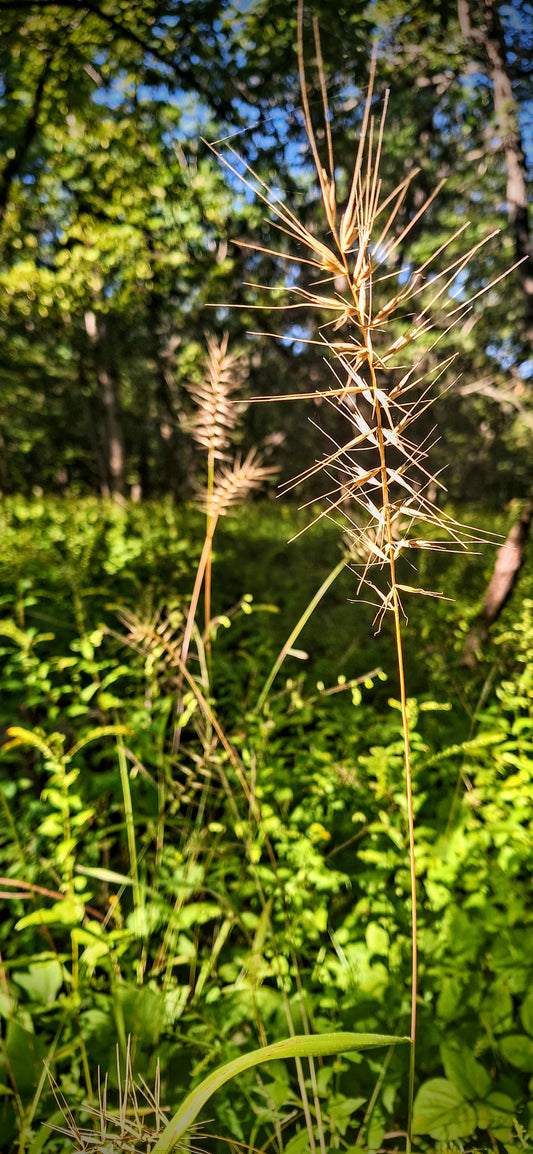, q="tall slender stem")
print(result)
[392,593,417,1152]
[365,325,417,1149]
[116,731,143,983]
[204,442,216,661]
[180,519,218,675]
[255,555,347,712]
